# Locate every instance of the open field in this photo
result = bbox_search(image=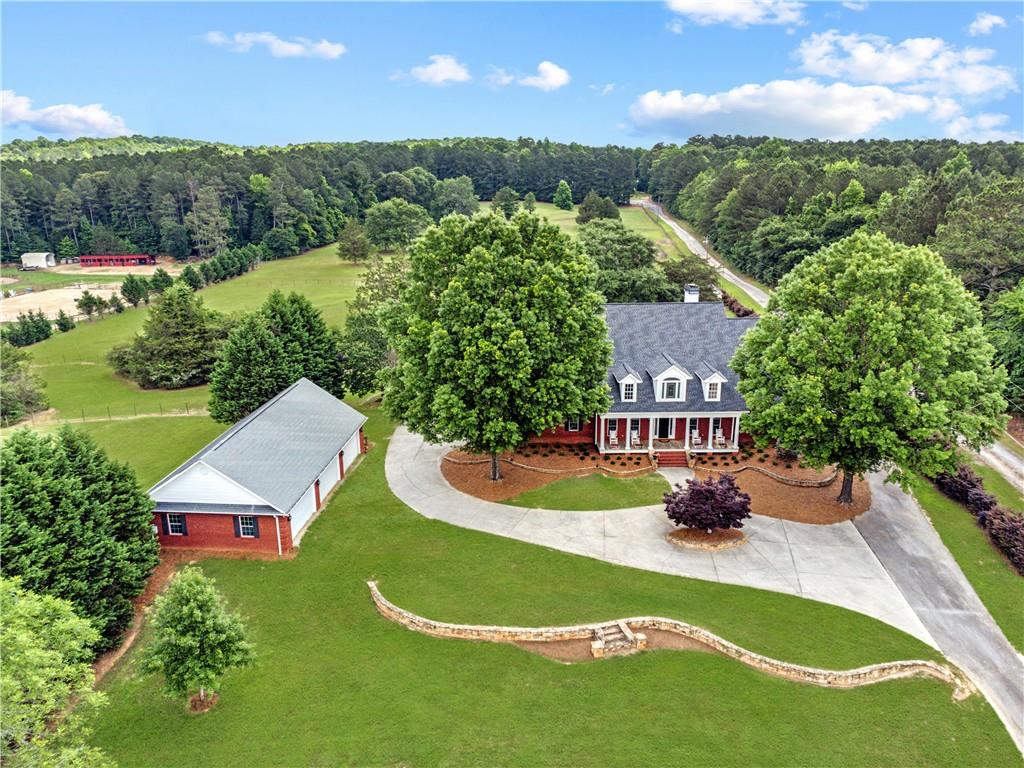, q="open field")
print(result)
[89,411,1016,767]
[21,243,363,419]
[533,202,675,255]
[505,472,670,510]
[1,267,124,291]
[1,285,119,321]
[911,474,1024,652]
